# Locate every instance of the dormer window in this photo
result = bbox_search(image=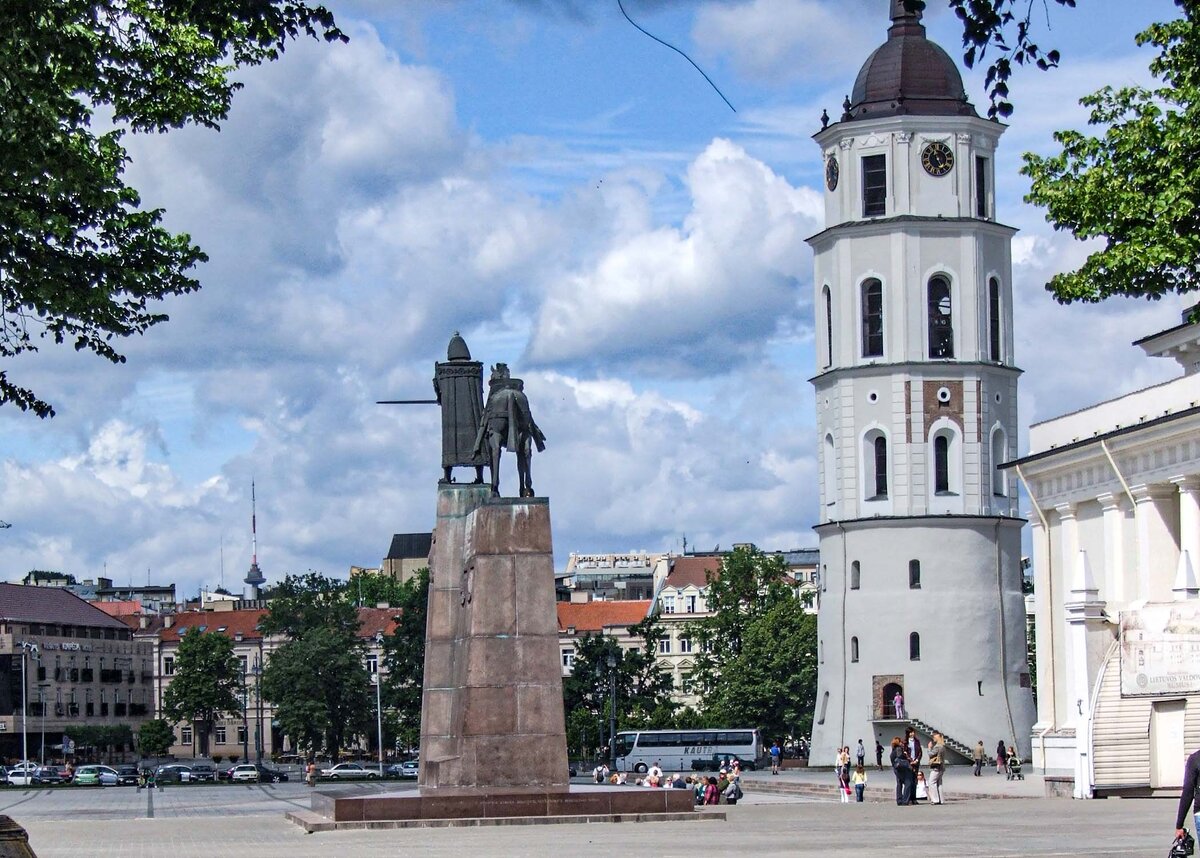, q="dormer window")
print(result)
[862,155,887,217]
